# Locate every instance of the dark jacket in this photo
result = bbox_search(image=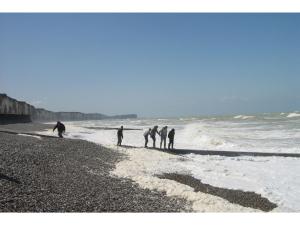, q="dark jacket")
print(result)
[150,127,159,137]
[117,128,123,138]
[53,122,65,133]
[168,129,175,140]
